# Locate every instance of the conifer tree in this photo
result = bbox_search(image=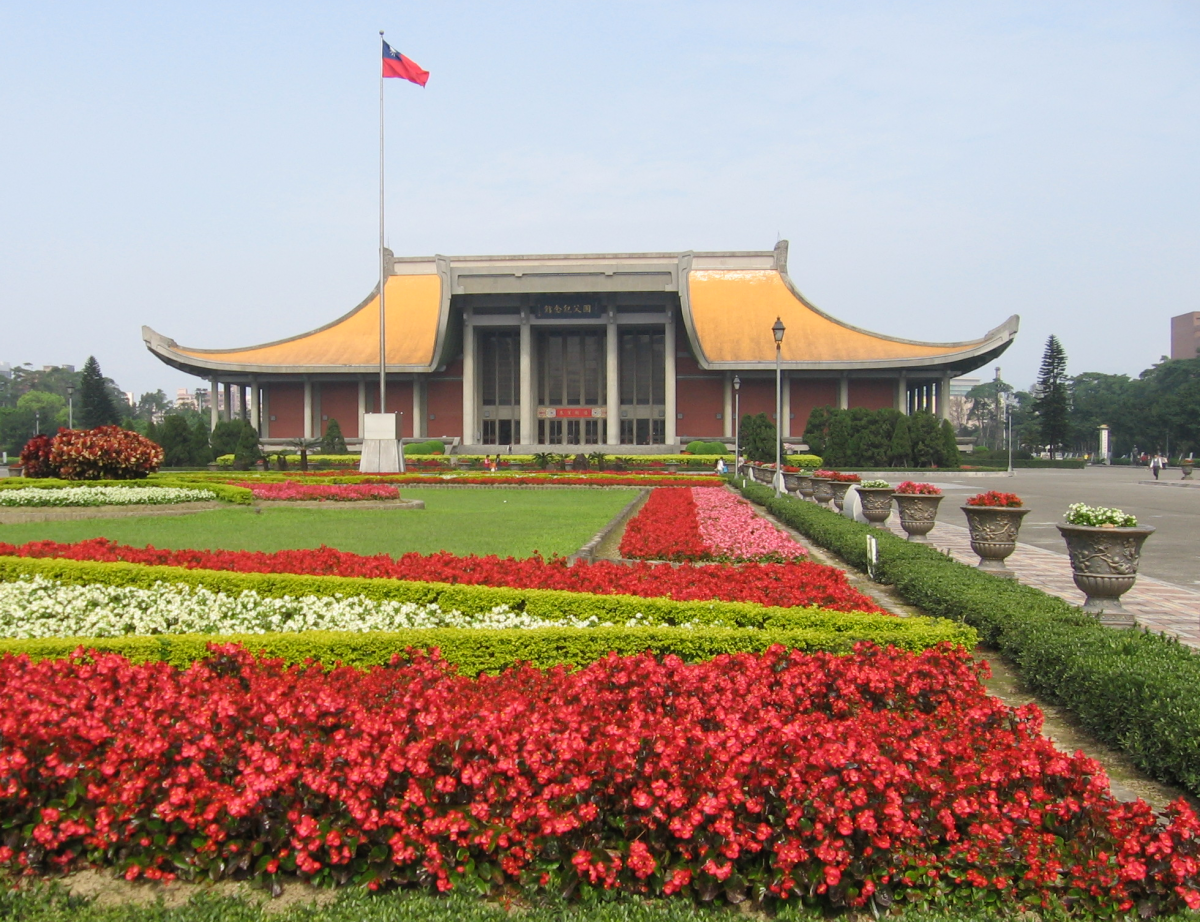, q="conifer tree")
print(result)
[190,416,213,465]
[1034,335,1071,459]
[321,418,348,454]
[78,356,120,429]
[939,419,961,467]
[889,415,913,467]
